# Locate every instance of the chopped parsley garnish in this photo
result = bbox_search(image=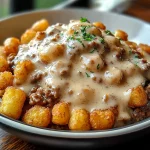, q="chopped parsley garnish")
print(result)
[105,30,113,35]
[133,54,140,67]
[99,37,105,44]
[90,48,97,53]
[60,33,63,36]
[129,50,132,55]
[97,64,100,70]
[76,38,85,47]
[67,36,75,41]
[80,17,89,23]
[134,54,139,59]
[74,31,79,35]
[83,33,95,41]
[68,45,75,49]
[80,25,95,41]
[81,26,87,33]
[67,36,85,48]
[85,72,90,77]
